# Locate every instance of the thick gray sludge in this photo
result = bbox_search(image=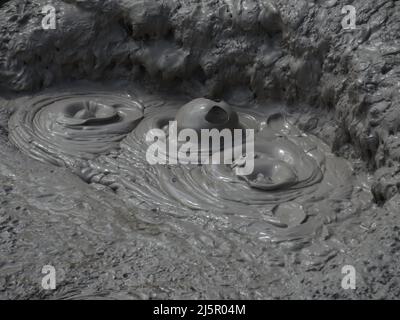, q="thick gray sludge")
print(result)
[8,91,356,243]
[1,0,400,299]
[9,91,143,166]
[92,98,354,242]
